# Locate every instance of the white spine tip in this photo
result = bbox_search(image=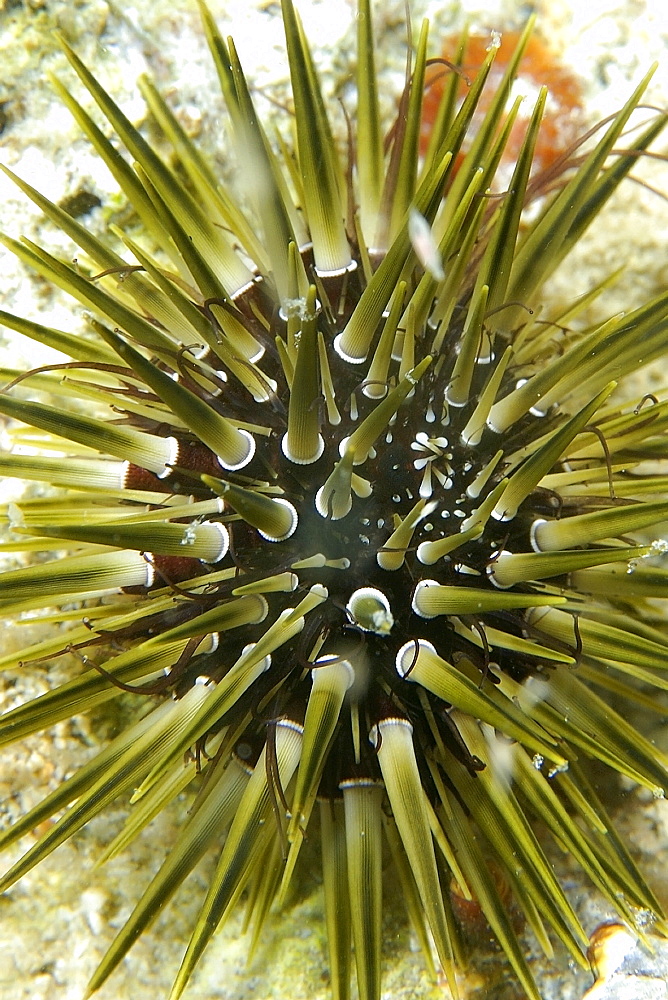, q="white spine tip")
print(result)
[313,653,355,690]
[241,642,272,674]
[217,429,256,472]
[315,484,352,520]
[248,344,265,363]
[346,587,394,635]
[258,498,299,542]
[143,561,155,588]
[362,383,388,400]
[486,550,513,589]
[369,715,414,751]
[314,260,357,279]
[204,522,230,563]
[416,541,438,565]
[395,638,435,678]
[333,332,366,365]
[250,596,269,623]
[530,518,548,552]
[281,432,325,465]
[156,436,180,479]
[491,503,514,522]
[411,579,440,618]
[250,377,278,403]
[444,387,467,408]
